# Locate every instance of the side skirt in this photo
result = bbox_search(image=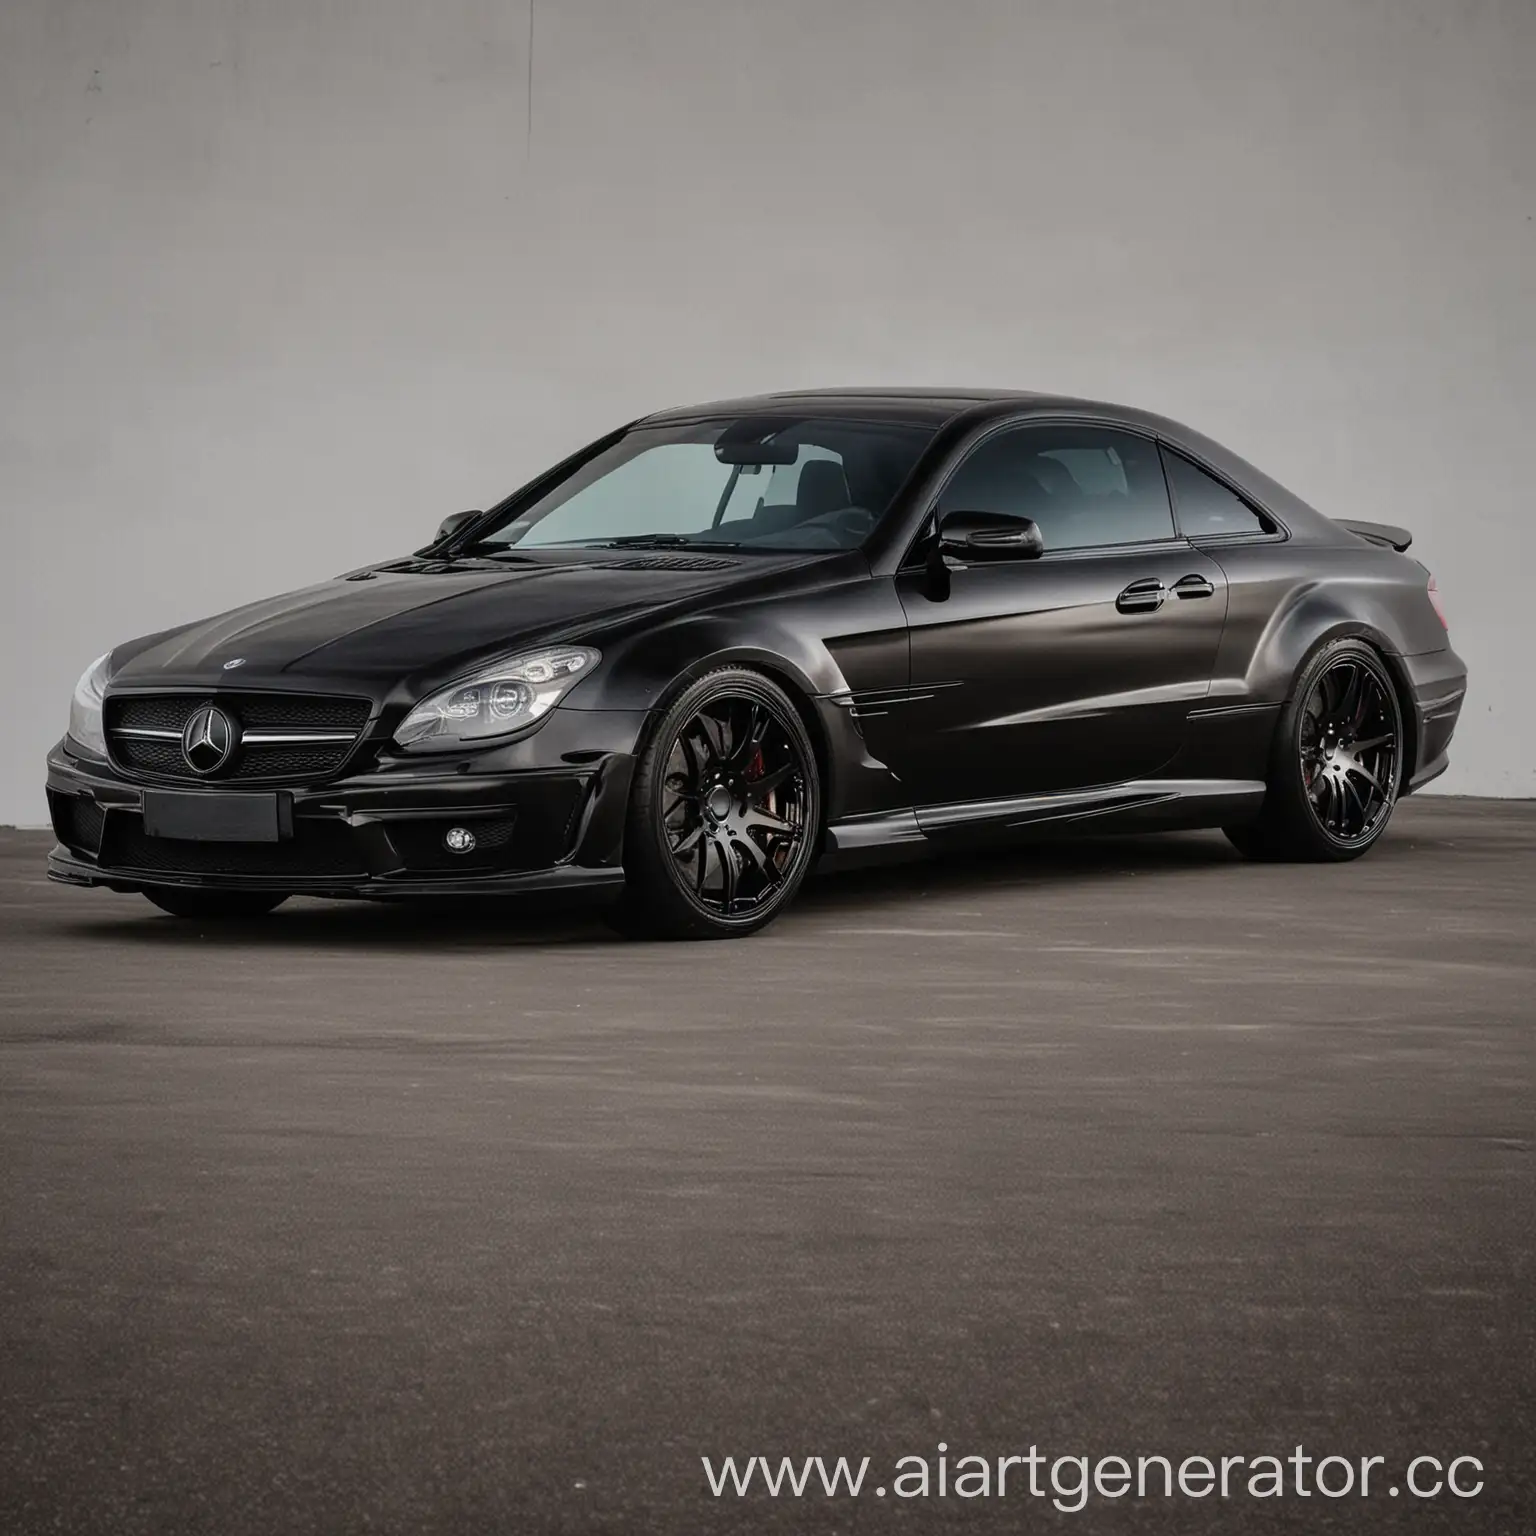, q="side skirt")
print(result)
[821,779,1266,868]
